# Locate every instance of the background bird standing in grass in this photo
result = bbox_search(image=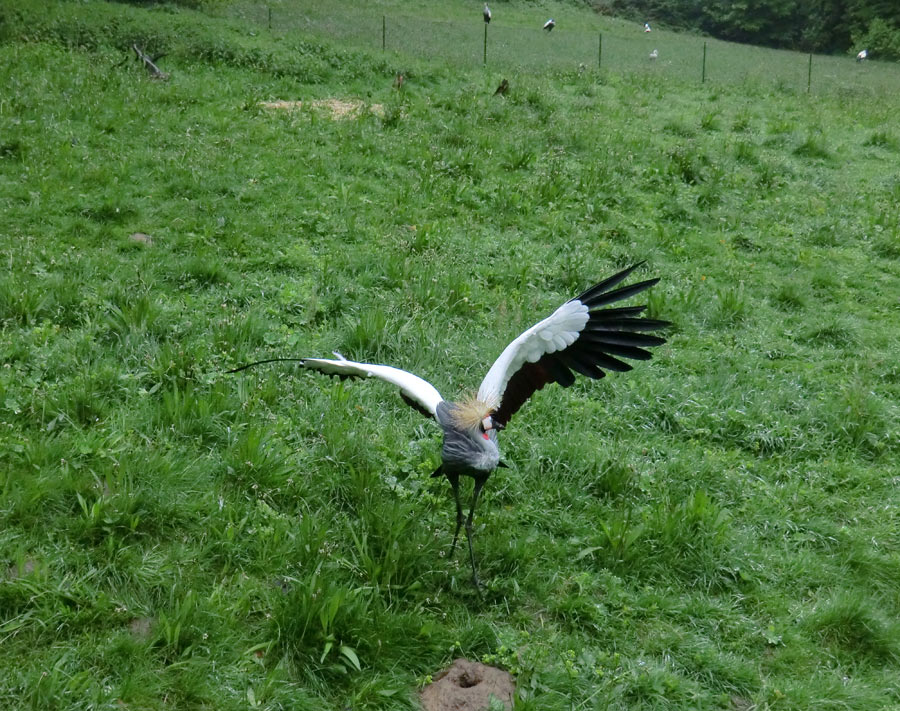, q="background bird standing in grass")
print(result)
[483,3,491,24]
[543,18,555,32]
[229,263,668,589]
